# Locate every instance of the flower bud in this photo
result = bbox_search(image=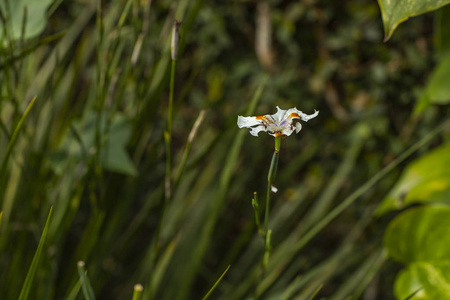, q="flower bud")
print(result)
[171,20,182,60]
